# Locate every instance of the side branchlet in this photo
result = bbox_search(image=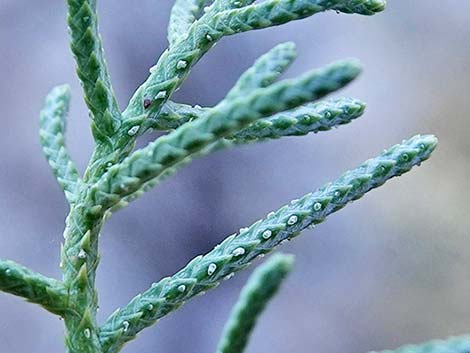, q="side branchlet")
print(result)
[0,259,68,316]
[39,84,81,204]
[98,134,437,353]
[216,253,294,353]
